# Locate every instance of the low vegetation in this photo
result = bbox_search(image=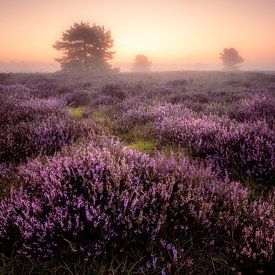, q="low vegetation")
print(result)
[0,71,274,274]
